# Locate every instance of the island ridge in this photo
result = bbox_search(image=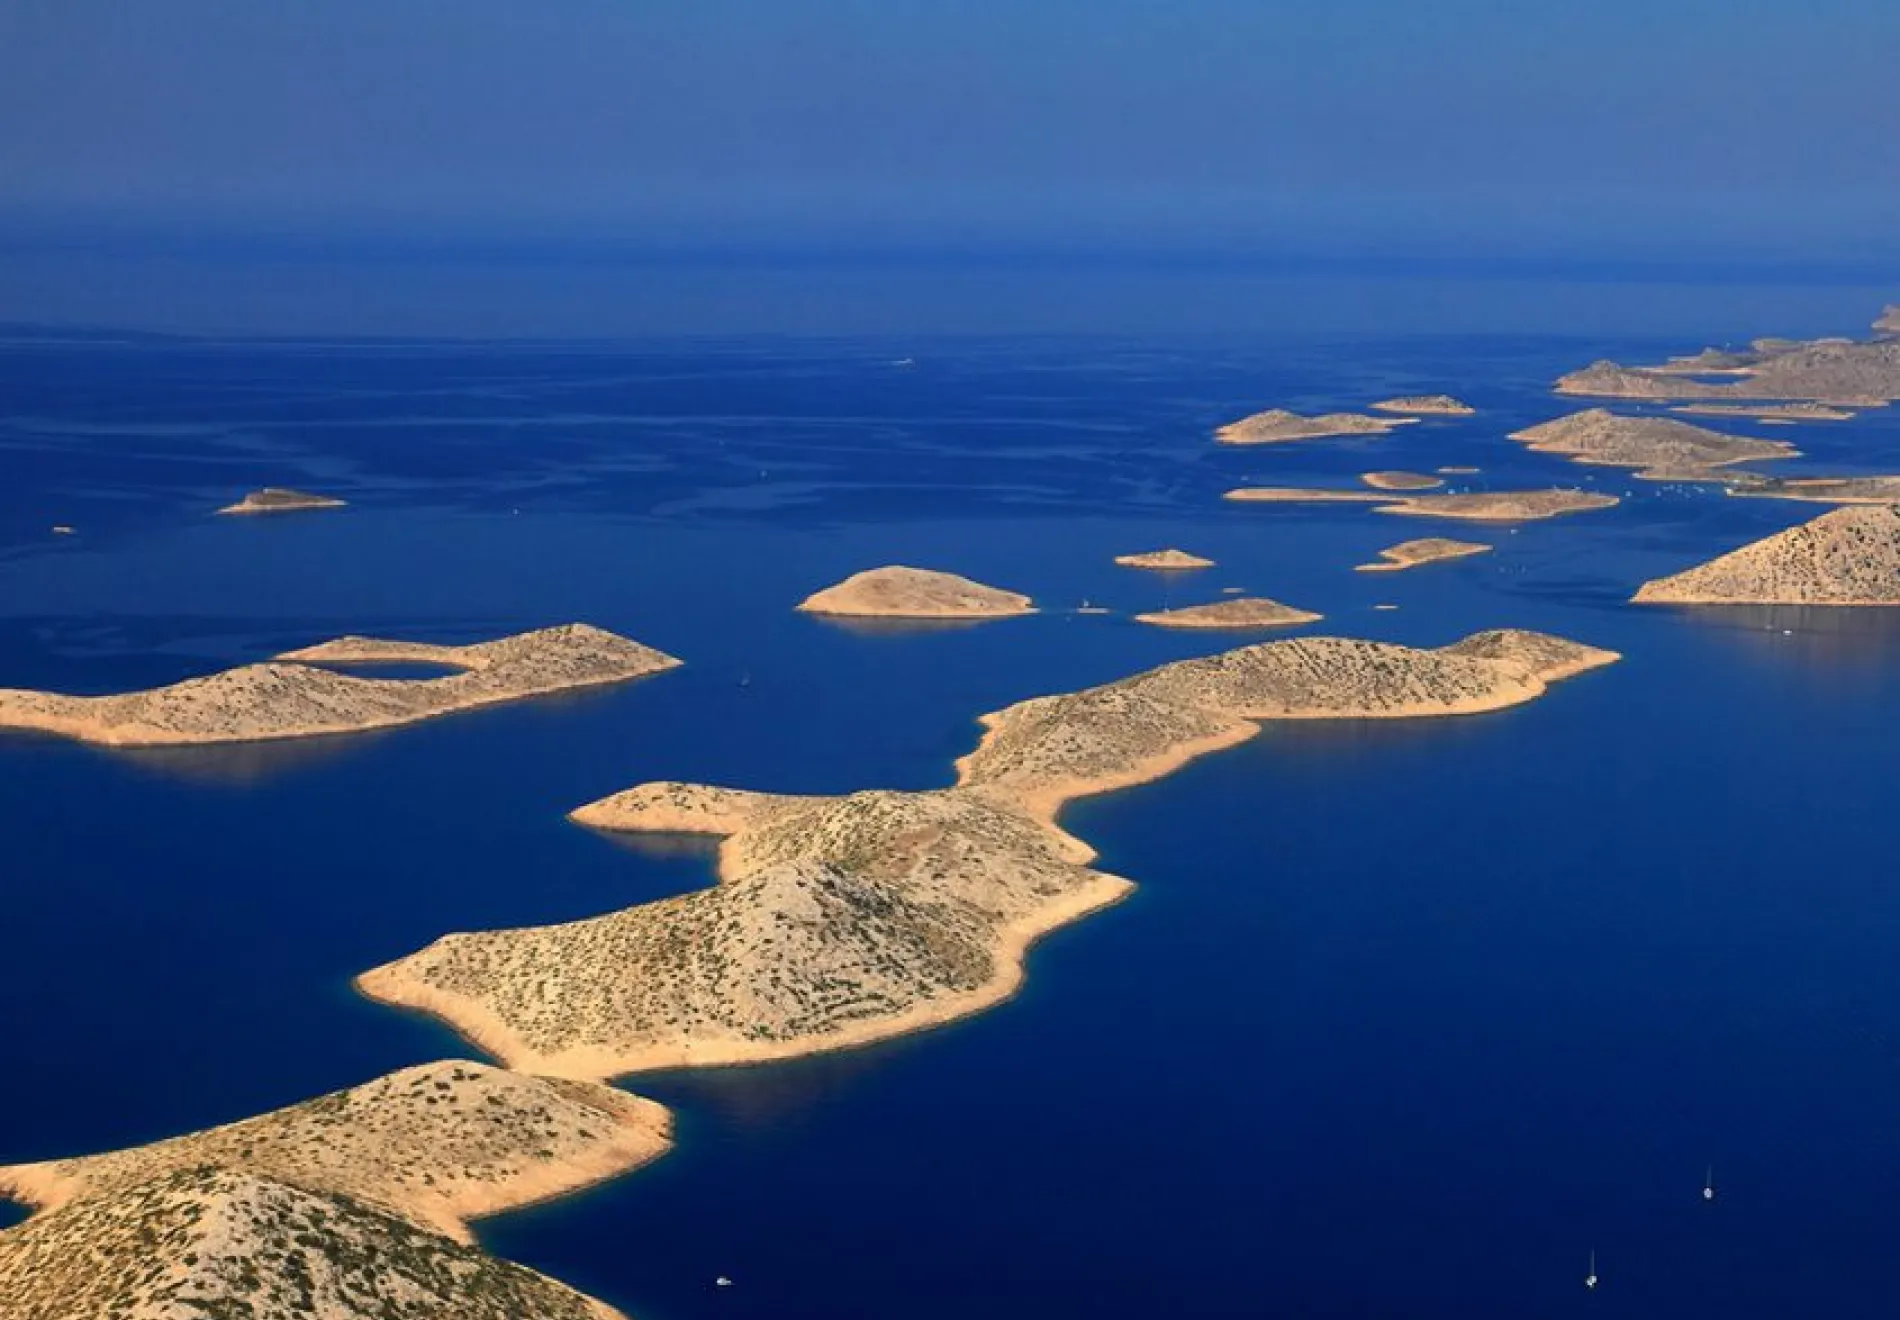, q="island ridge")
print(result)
[357,627,1617,1082]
